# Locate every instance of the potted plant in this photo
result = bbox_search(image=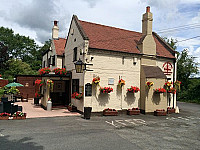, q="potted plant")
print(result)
[118,79,125,87]
[154,109,167,116]
[99,87,113,93]
[39,67,51,75]
[146,81,154,89]
[167,107,175,114]
[34,92,41,105]
[103,108,118,116]
[13,111,26,120]
[92,76,100,85]
[154,88,166,94]
[127,86,140,93]
[0,112,10,120]
[71,92,83,100]
[67,103,77,112]
[127,107,140,115]
[53,68,68,75]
